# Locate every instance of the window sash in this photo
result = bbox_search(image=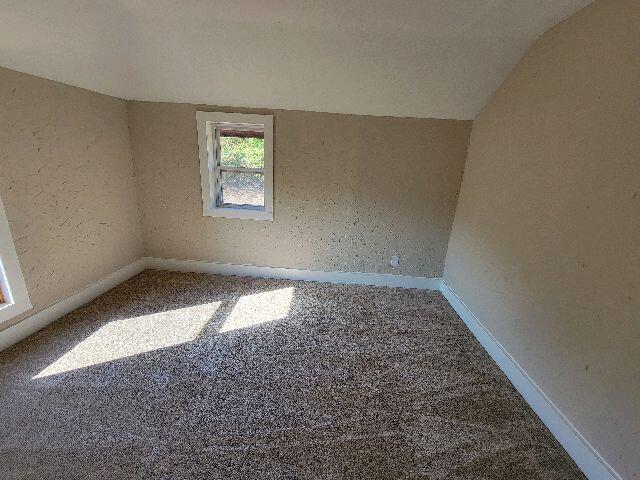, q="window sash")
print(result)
[218,166,265,174]
[216,169,265,208]
[213,127,266,210]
